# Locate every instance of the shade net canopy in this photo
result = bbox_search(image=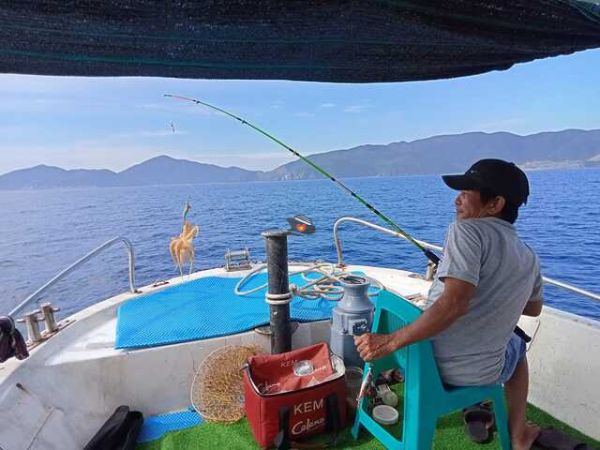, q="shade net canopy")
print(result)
[1,1,600,83]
